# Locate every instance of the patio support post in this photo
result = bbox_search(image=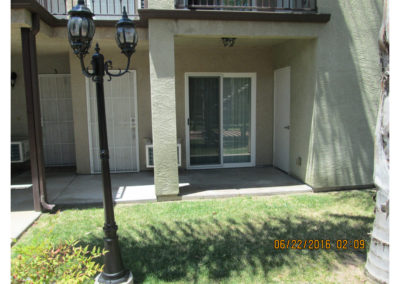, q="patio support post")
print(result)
[148,19,180,200]
[20,13,55,212]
